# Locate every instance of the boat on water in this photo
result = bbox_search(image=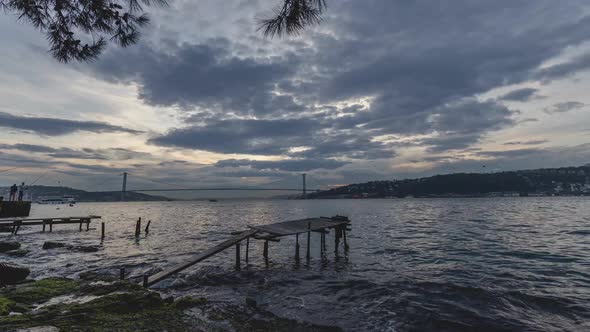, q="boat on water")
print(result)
[209,199,218,202]
[36,195,76,205]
